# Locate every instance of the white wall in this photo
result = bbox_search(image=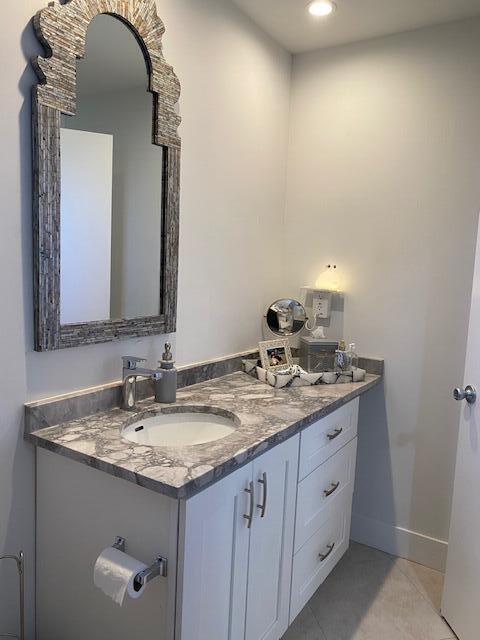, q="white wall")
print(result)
[5,3,479,636]
[1,3,39,635]
[1,0,291,634]
[24,0,292,397]
[285,18,480,568]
